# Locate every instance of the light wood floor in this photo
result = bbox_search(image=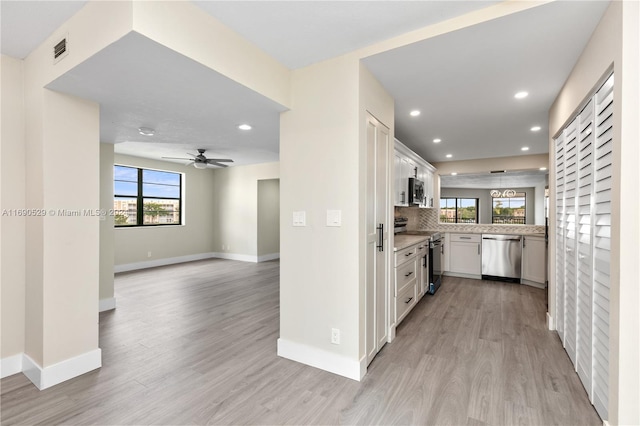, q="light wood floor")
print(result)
[1,259,601,425]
